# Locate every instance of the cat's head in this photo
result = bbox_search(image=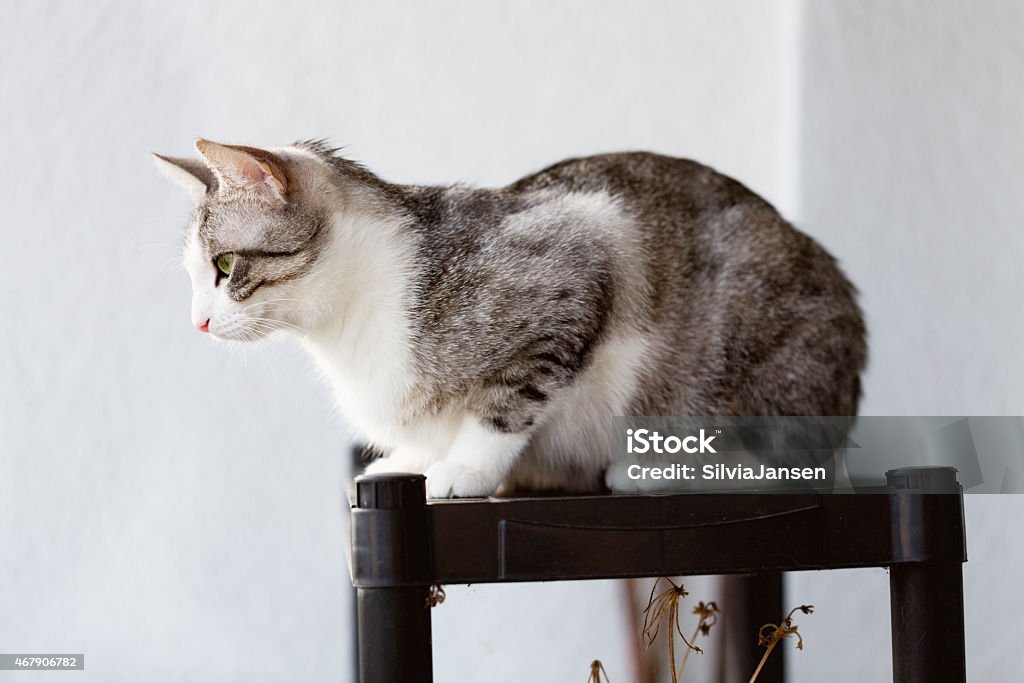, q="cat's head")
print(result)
[154,140,334,341]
